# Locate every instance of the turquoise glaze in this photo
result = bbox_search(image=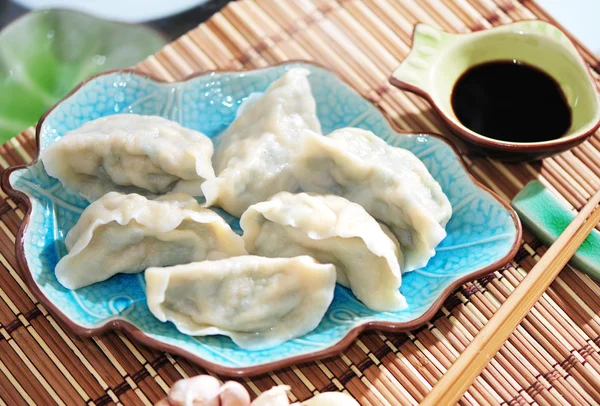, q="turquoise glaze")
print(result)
[6,63,519,372]
[512,180,600,280]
